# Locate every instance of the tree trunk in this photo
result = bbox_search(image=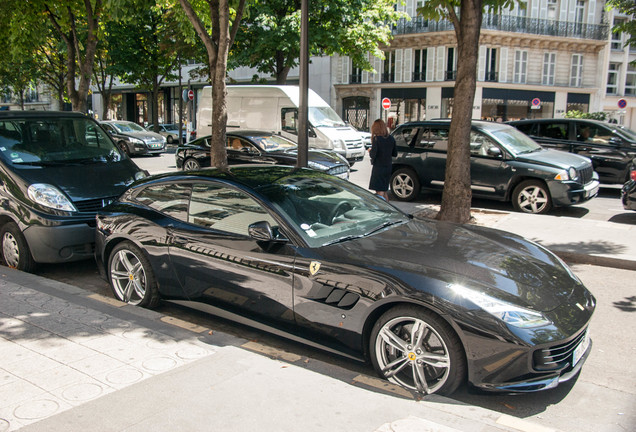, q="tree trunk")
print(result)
[276,66,291,85]
[437,0,482,224]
